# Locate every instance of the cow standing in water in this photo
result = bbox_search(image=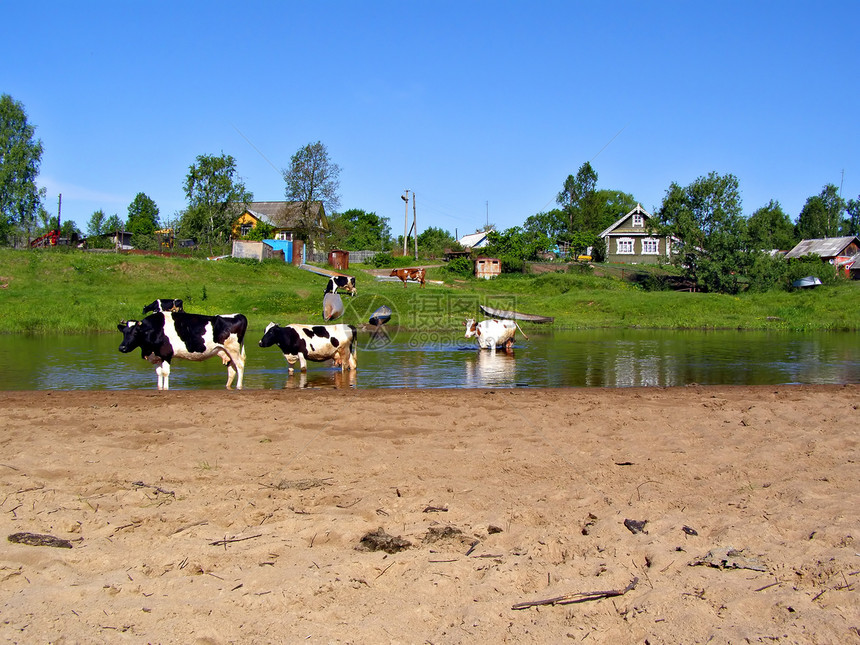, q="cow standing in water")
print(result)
[464,318,523,351]
[117,312,247,390]
[258,323,357,374]
[390,267,426,288]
